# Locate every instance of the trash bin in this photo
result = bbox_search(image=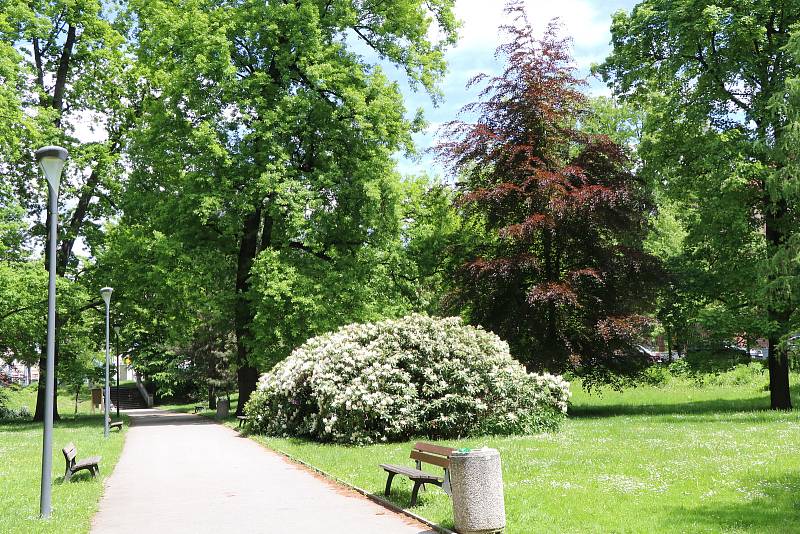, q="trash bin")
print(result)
[449,447,506,534]
[216,398,229,419]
